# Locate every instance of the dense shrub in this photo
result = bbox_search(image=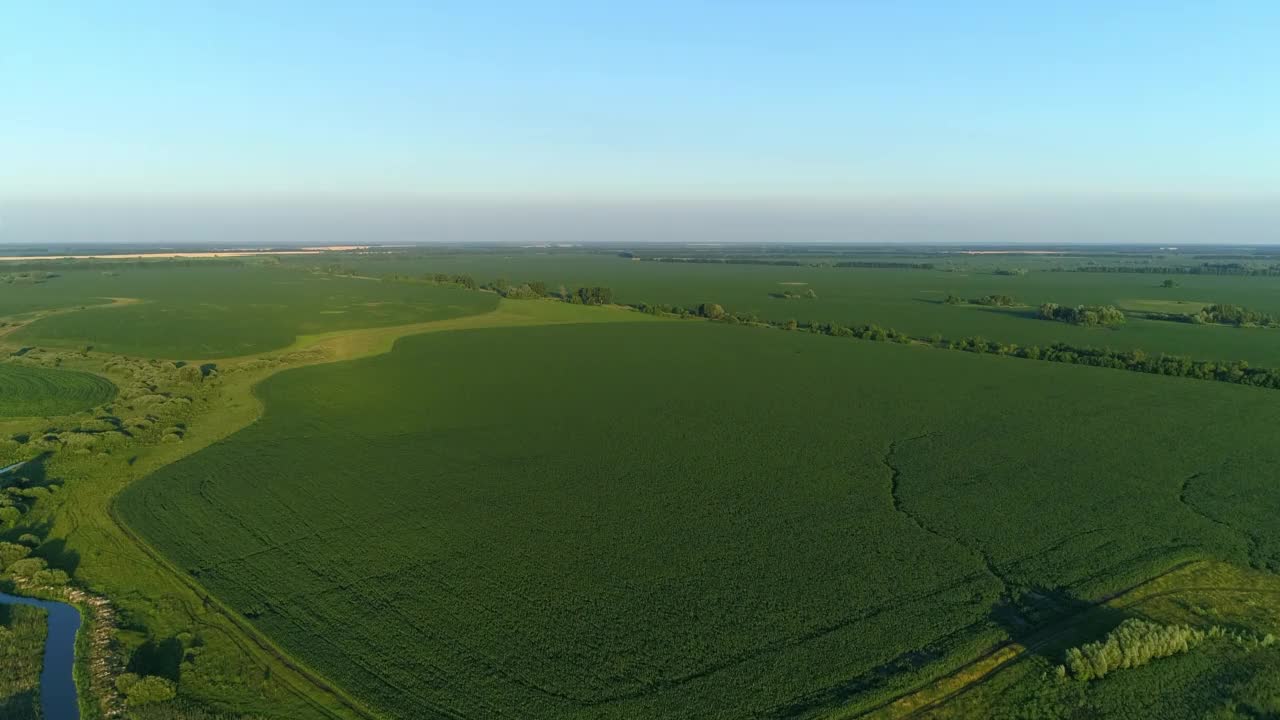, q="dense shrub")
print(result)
[1064,619,1205,680]
[1039,303,1126,326]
